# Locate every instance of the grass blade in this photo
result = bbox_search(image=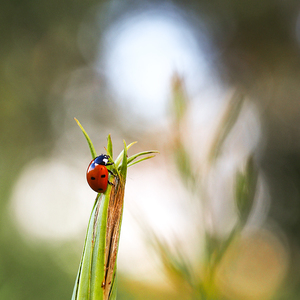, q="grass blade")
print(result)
[127,150,159,165]
[127,155,156,167]
[74,118,97,159]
